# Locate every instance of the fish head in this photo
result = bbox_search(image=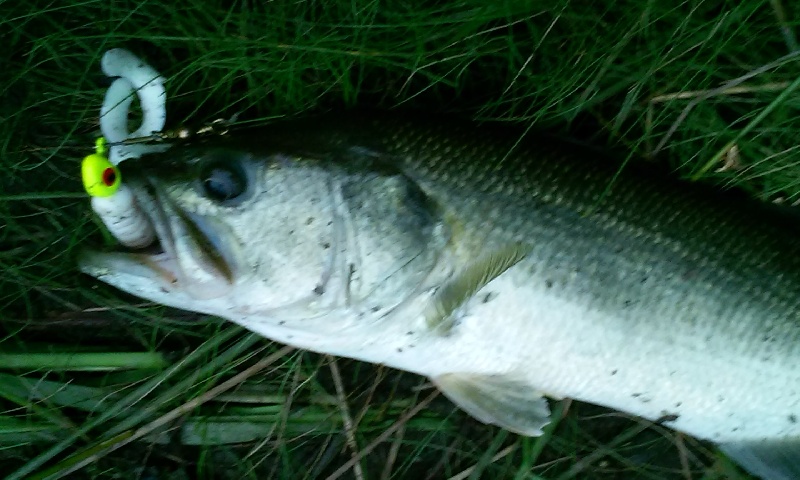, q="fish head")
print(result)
[79,135,451,341]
